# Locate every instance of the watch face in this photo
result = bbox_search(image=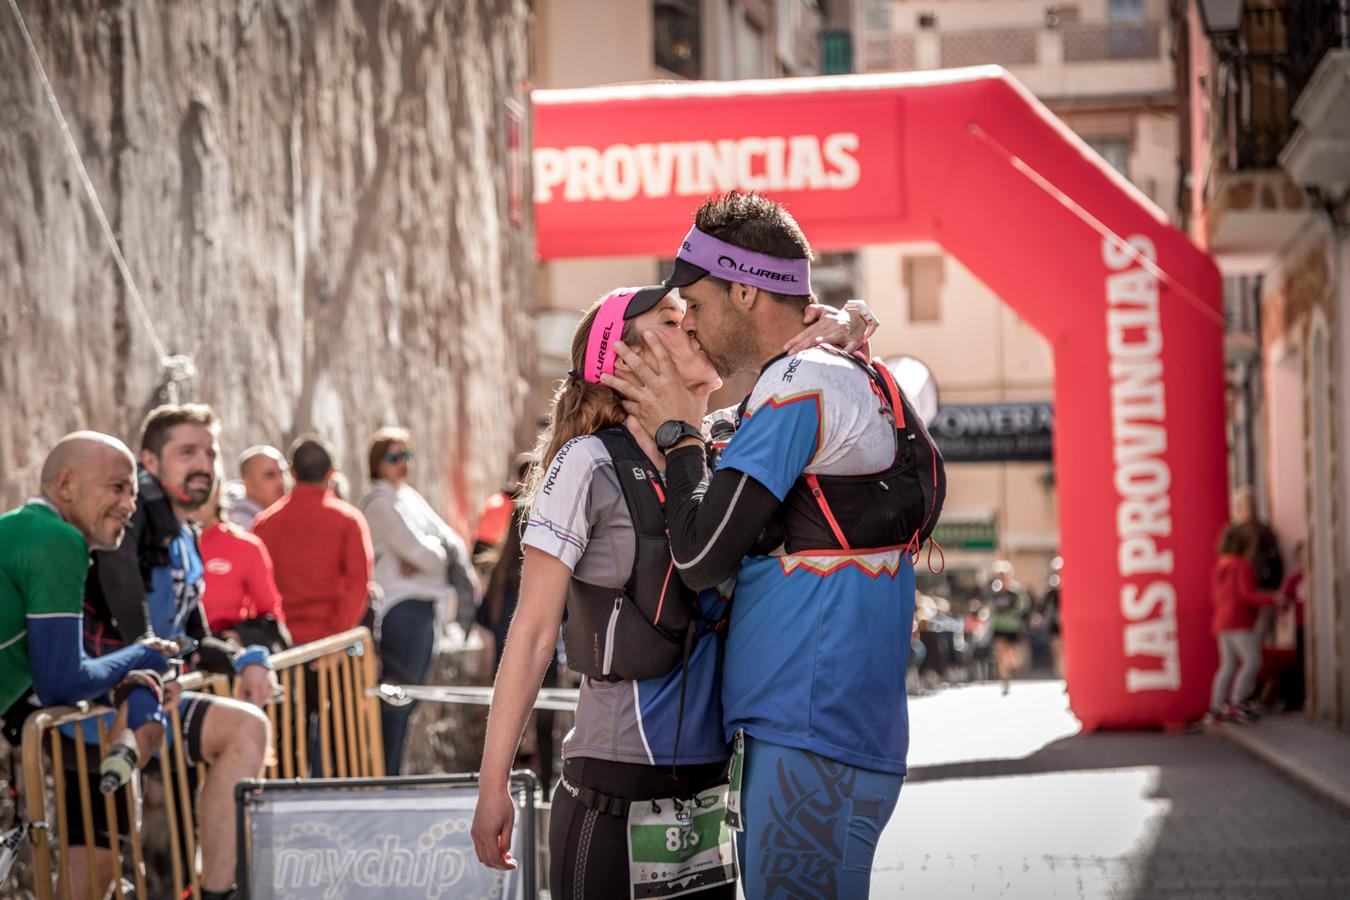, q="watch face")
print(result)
[656,421,681,449]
